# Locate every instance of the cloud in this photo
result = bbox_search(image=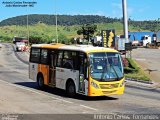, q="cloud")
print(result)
[110,3,122,18]
[111,10,122,18]
[128,7,134,14]
[111,2,134,18]
[137,6,149,13]
[112,3,122,9]
[127,6,149,20]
